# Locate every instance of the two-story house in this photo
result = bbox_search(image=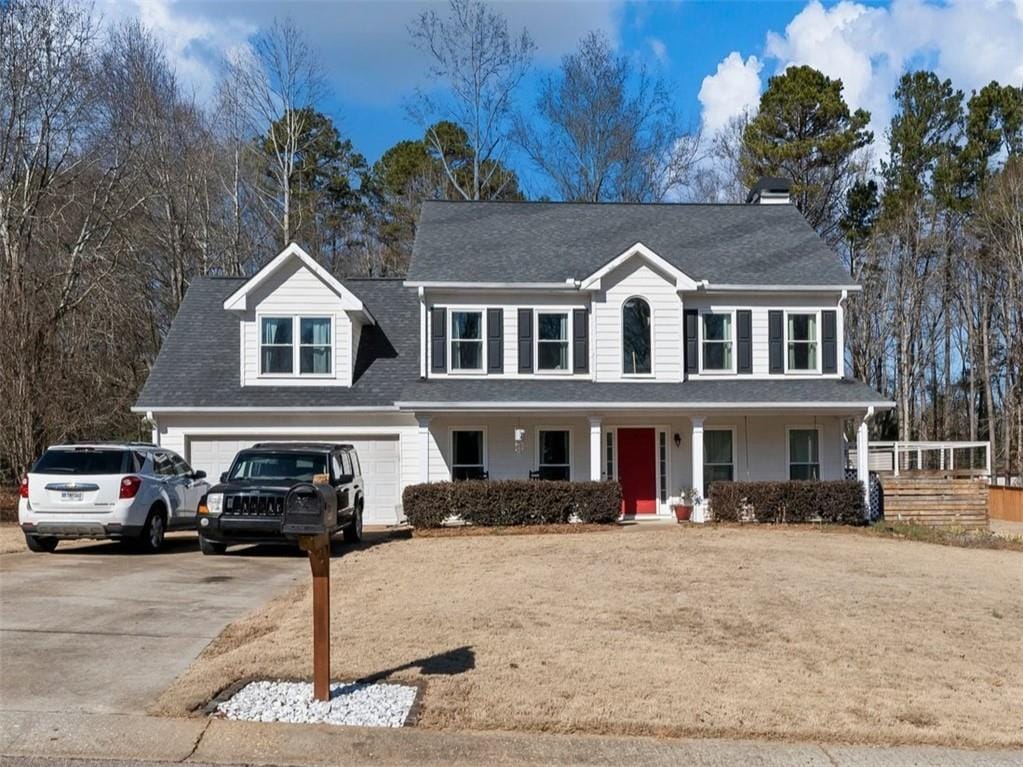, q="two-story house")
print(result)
[134,178,892,524]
